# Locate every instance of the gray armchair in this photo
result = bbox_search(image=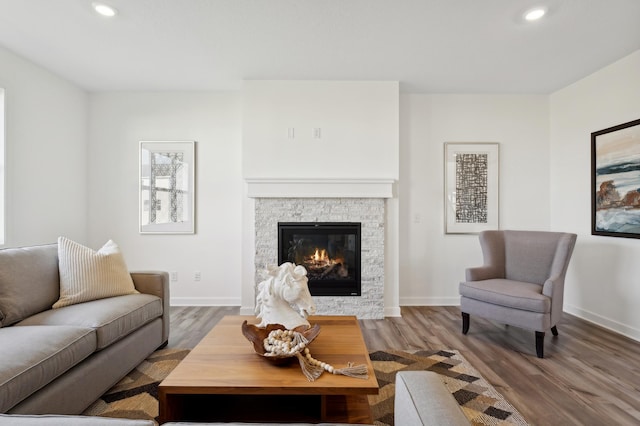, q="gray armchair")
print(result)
[459,230,577,358]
